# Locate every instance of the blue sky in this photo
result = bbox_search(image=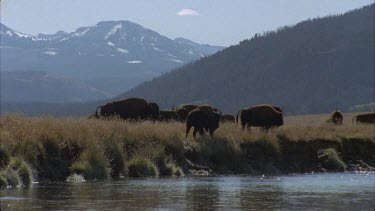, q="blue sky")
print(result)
[0,0,373,46]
